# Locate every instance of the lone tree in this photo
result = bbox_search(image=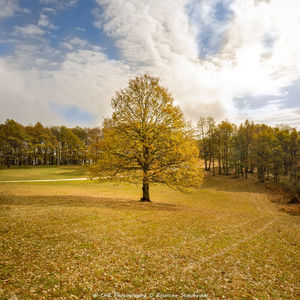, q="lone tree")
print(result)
[89,75,203,201]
